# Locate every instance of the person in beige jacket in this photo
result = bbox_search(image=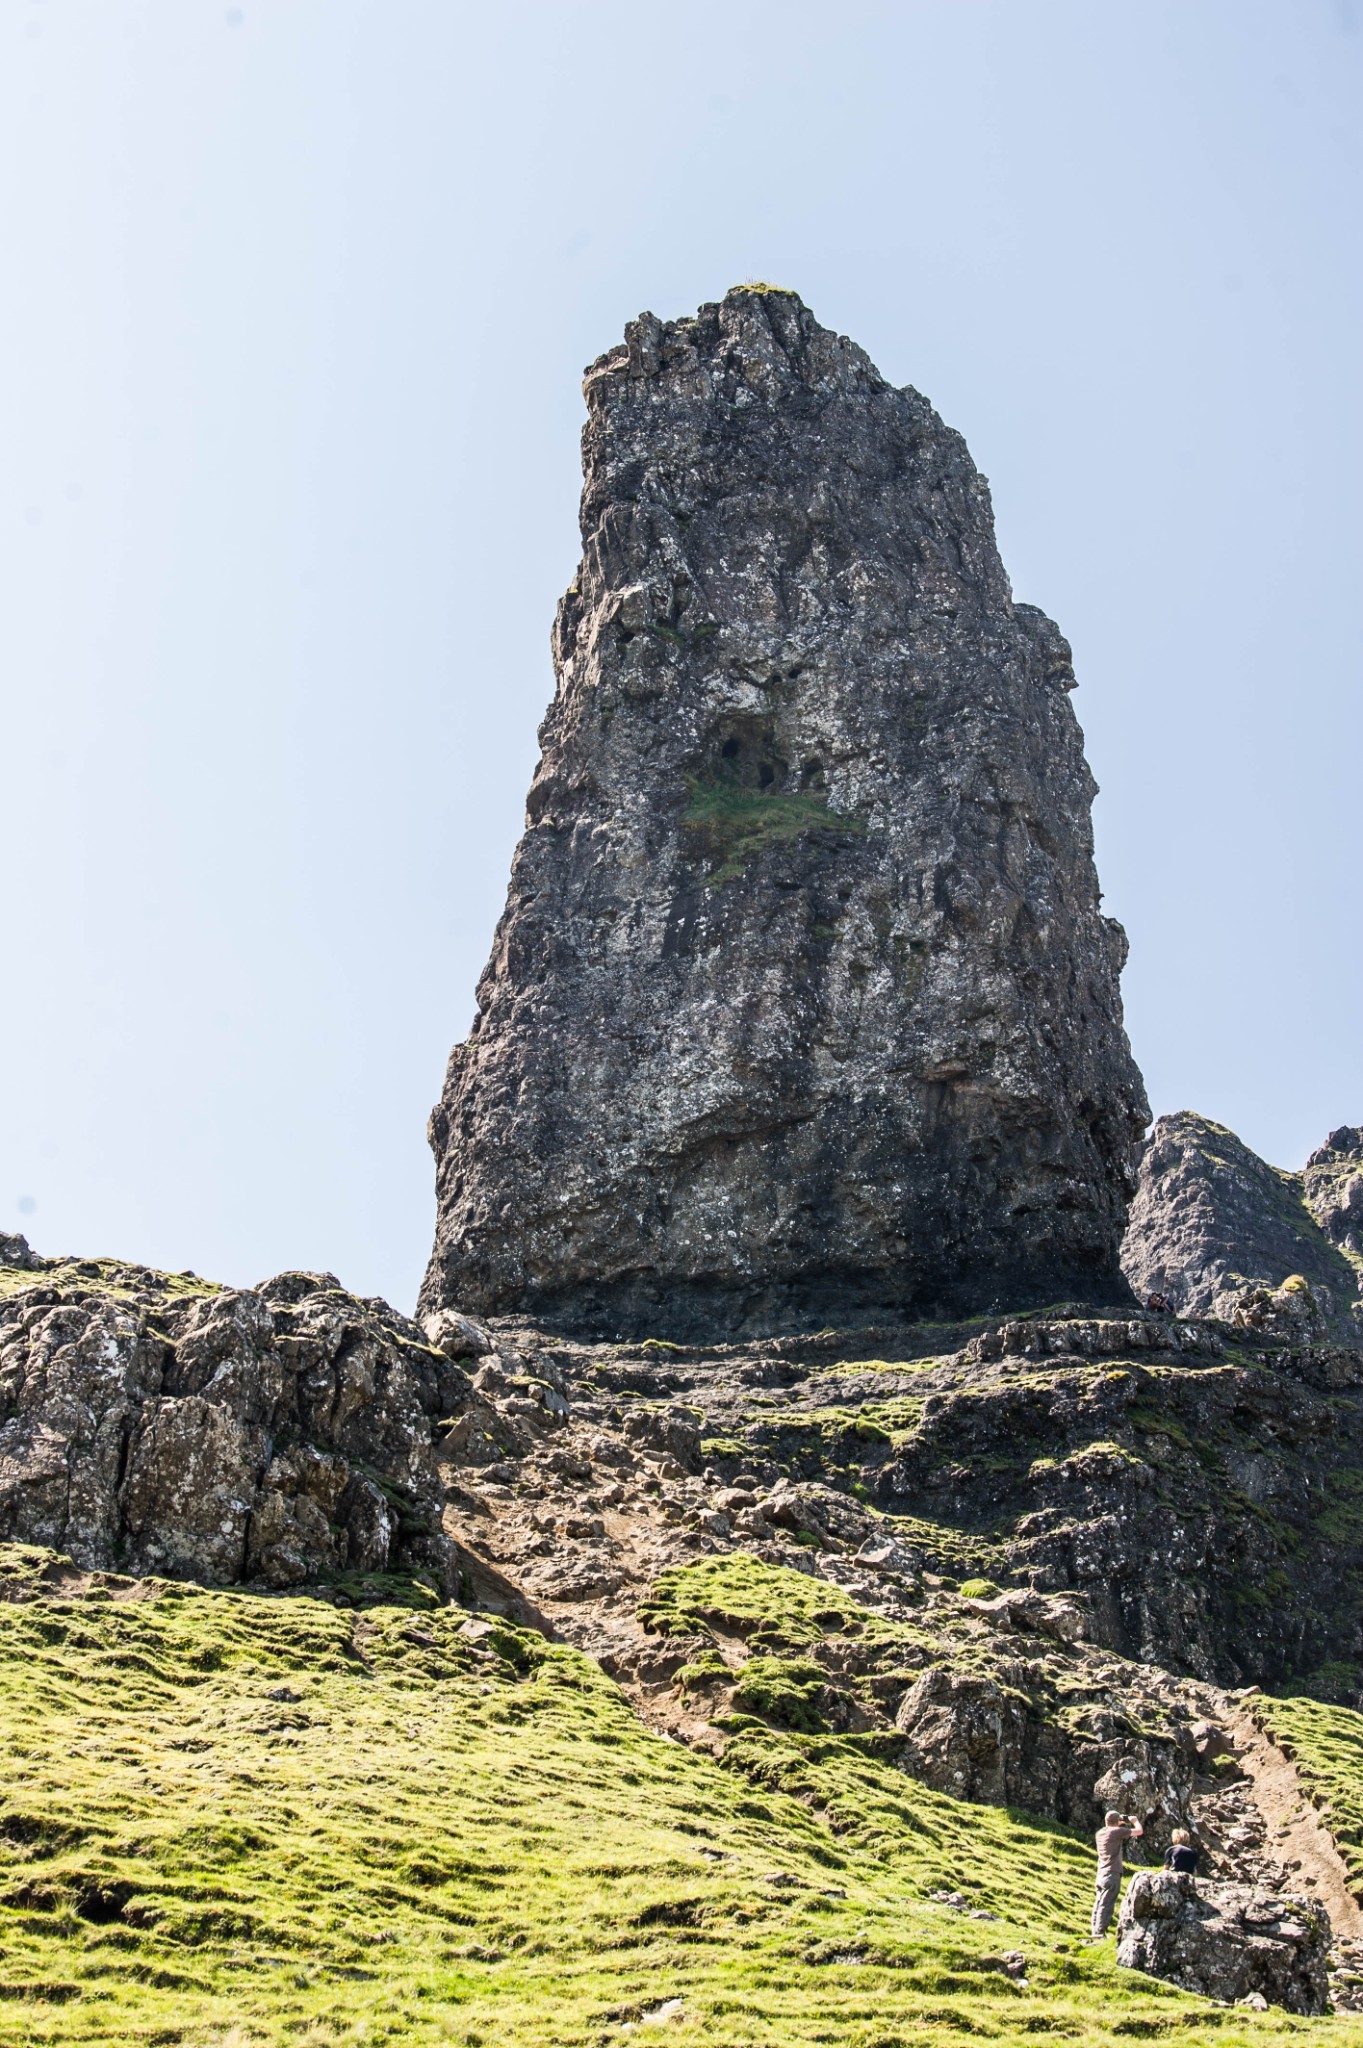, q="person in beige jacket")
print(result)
[1090,1809,1144,1937]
